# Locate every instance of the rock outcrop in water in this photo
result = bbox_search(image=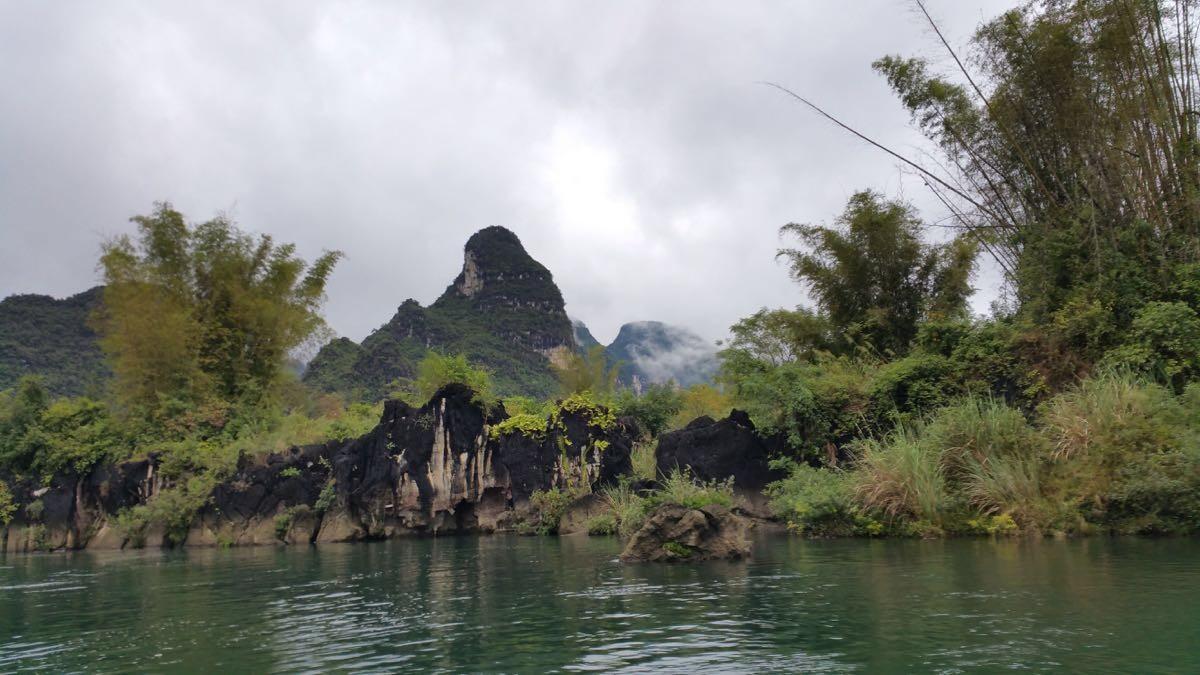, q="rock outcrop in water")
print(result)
[619,503,751,562]
[1,384,635,552]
